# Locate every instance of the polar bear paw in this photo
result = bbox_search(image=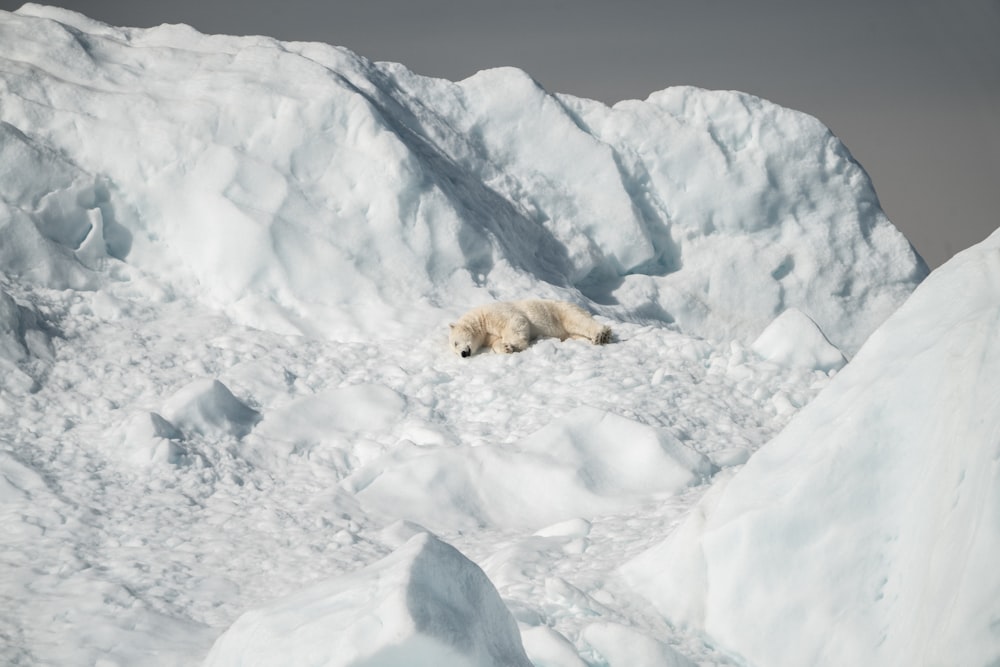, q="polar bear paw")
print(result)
[592,327,612,345]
